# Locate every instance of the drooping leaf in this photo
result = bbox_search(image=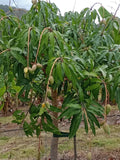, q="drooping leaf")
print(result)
[83,113,88,134]
[83,71,97,77]
[0,102,4,111]
[87,112,100,128]
[116,87,120,110]
[98,6,112,18]
[69,112,82,138]
[11,51,26,66]
[62,62,72,80]
[55,62,63,81]
[88,117,96,135]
